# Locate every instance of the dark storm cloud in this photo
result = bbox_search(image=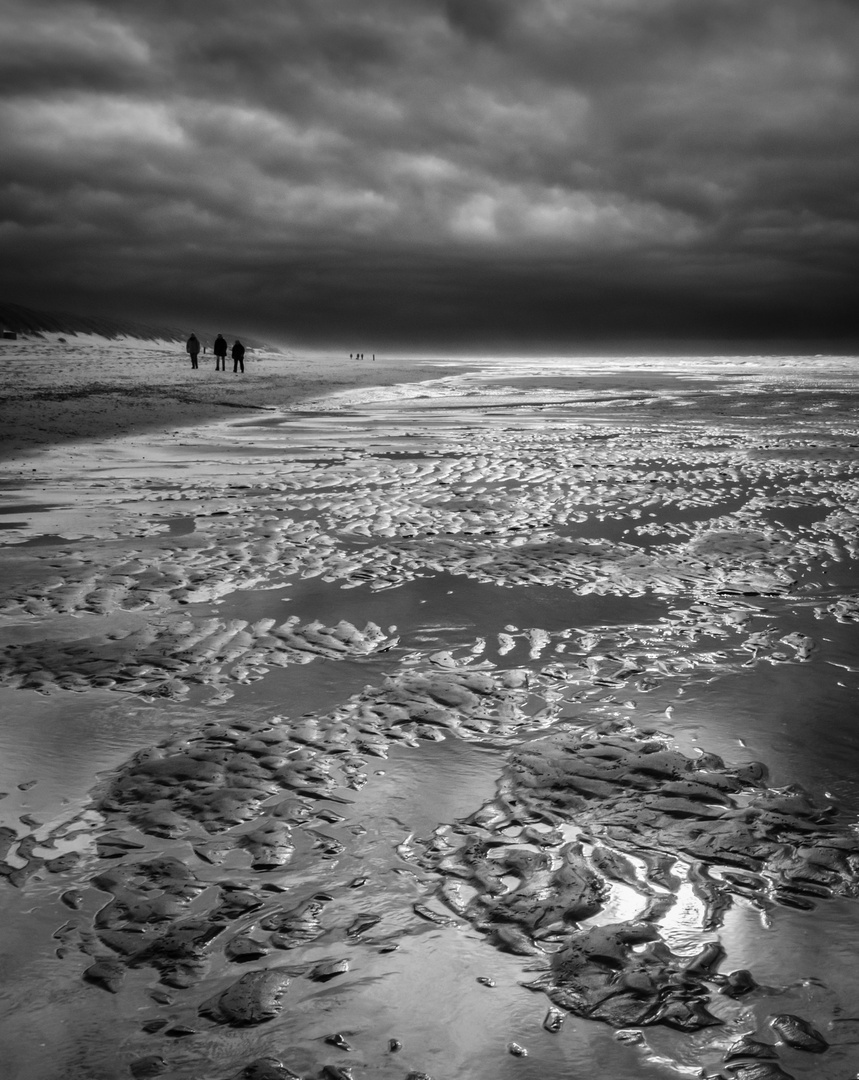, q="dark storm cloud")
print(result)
[1,0,858,349]
[0,2,155,96]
